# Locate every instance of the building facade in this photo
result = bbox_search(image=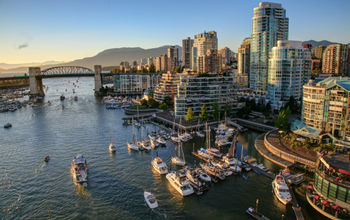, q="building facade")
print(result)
[182,37,194,69]
[154,72,180,102]
[218,47,232,66]
[250,2,289,92]
[192,31,218,71]
[113,73,162,95]
[302,77,350,148]
[267,40,311,109]
[237,37,251,88]
[167,46,180,71]
[174,74,235,118]
[314,45,325,60]
[197,49,222,74]
[322,44,350,76]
